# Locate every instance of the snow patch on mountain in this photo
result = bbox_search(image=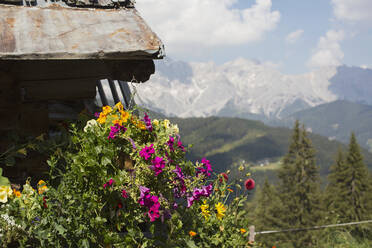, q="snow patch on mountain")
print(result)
[134,57,338,120]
